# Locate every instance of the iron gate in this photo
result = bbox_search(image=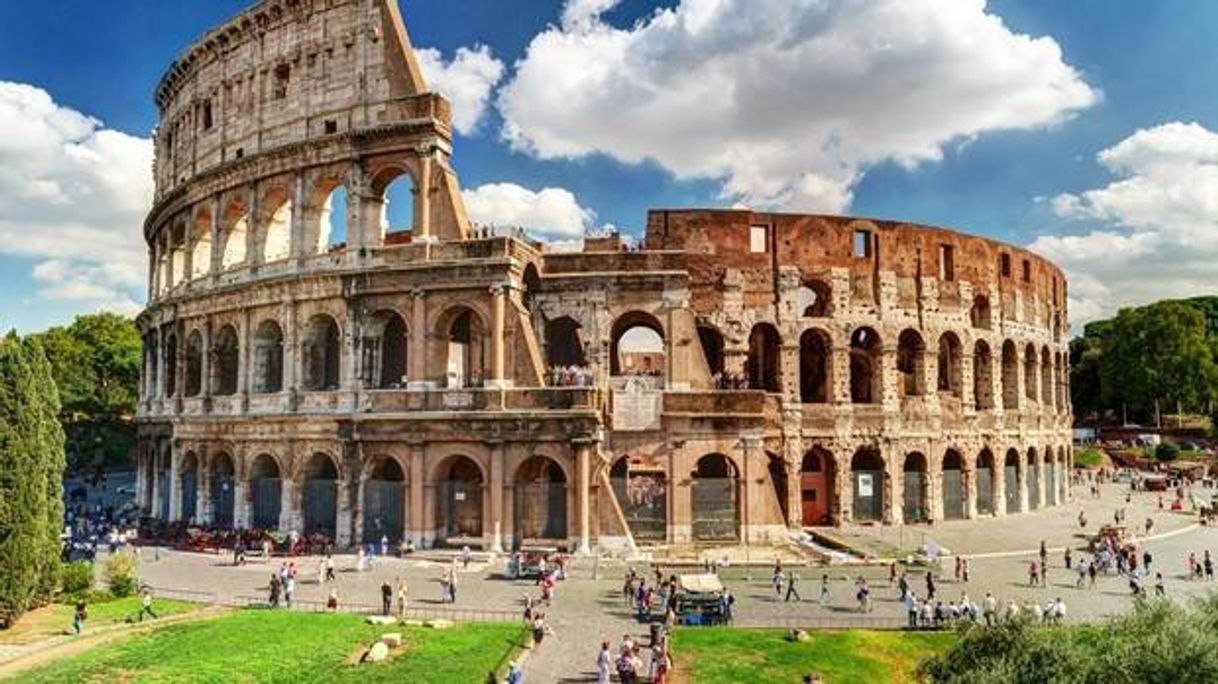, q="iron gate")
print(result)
[438,480,482,540]
[852,470,883,522]
[1028,465,1040,510]
[1004,465,1019,513]
[611,474,667,542]
[692,478,739,541]
[211,473,234,528]
[304,479,338,538]
[180,471,197,522]
[252,477,282,530]
[976,468,994,515]
[513,483,567,542]
[942,469,964,520]
[363,480,404,544]
[903,471,926,523]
